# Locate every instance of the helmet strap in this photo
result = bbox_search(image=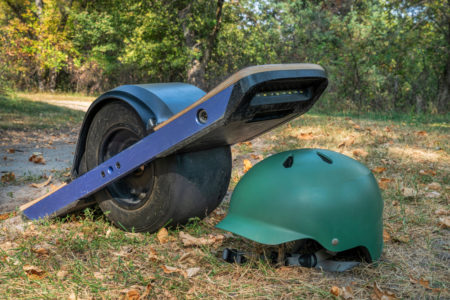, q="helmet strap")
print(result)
[222,248,360,272]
